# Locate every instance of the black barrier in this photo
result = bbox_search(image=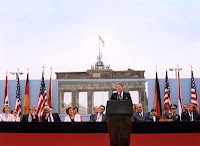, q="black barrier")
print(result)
[0,122,200,133]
